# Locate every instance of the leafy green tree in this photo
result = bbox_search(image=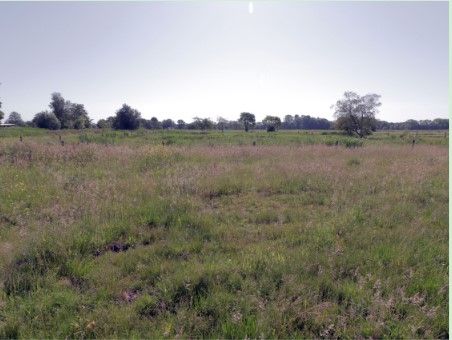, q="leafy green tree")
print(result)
[263,115,281,132]
[97,119,108,129]
[69,103,91,129]
[332,91,381,137]
[162,119,175,129]
[49,92,91,129]
[5,112,25,126]
[282,115,293,129]
[239,112,256,132]
[150,117,162,129]
[176,119,186,129]
[49,92,67,127]
[217,117,228,132]
[112,104,141,130]
[190,117,214,130]
[97,117,115,129]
